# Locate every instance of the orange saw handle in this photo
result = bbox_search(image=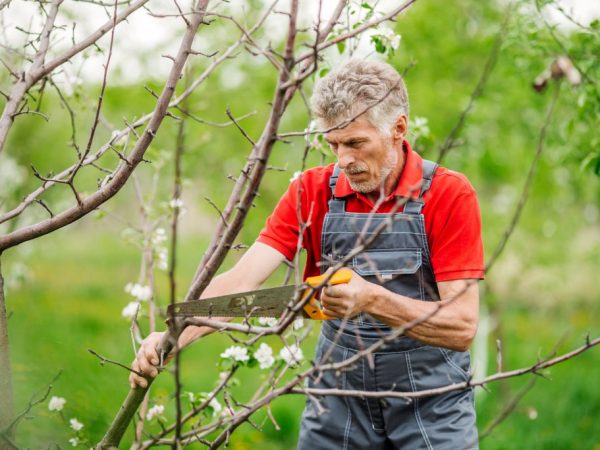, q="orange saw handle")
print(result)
[301,268,353,320]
